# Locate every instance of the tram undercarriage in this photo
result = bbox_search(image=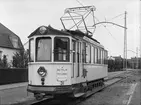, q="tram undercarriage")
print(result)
[27,78,105,100]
